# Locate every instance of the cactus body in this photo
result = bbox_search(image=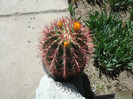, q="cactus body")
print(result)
[40,17,93,79]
